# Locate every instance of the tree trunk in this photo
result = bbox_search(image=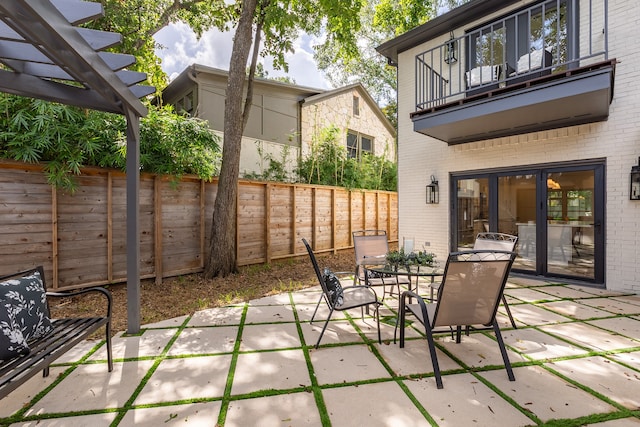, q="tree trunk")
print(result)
[204,0,258,278]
